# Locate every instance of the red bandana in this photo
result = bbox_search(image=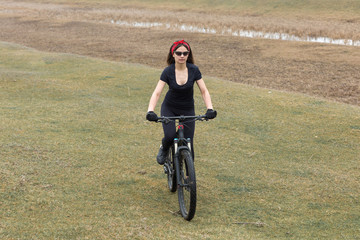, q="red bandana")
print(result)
[171,40,190,55]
